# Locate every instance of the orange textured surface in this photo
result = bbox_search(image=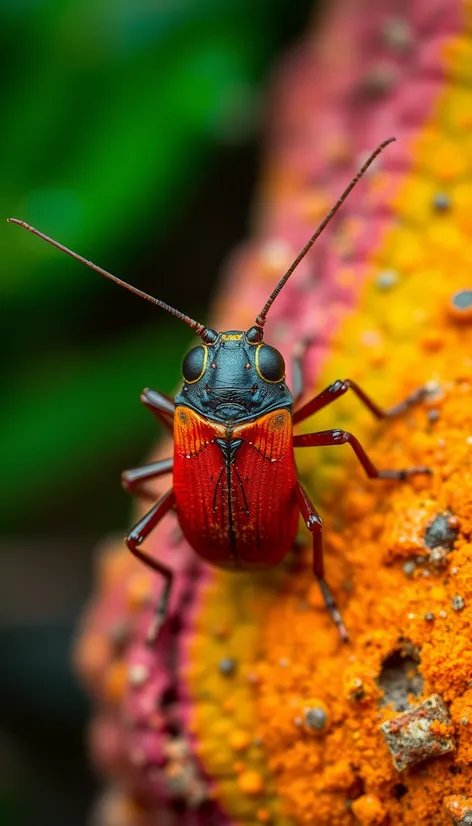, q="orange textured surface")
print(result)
[187,284,472,824]
[185,15,472,826]
[256,347,472,823]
